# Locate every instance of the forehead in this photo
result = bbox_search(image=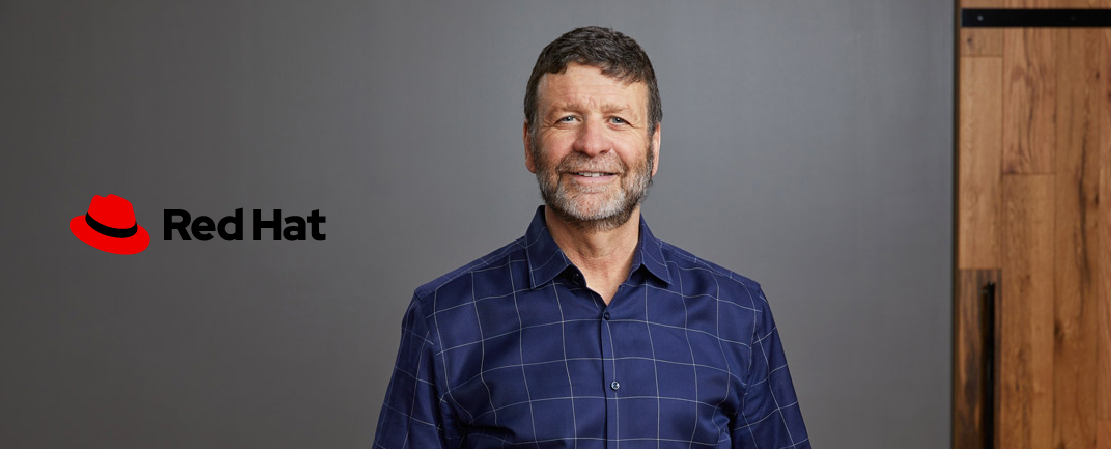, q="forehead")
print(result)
[537,63,648,113]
